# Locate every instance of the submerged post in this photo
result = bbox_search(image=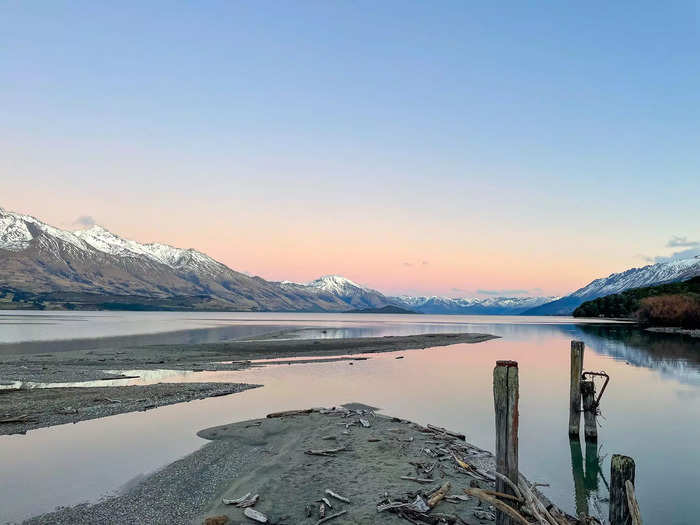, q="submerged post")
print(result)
[610,454,636,525]
[581,380,597,441]
[493,360,519,525]
[569,341,584,437]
